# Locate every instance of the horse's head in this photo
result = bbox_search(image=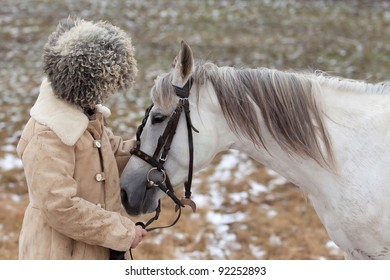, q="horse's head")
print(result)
[120,41,227,215]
